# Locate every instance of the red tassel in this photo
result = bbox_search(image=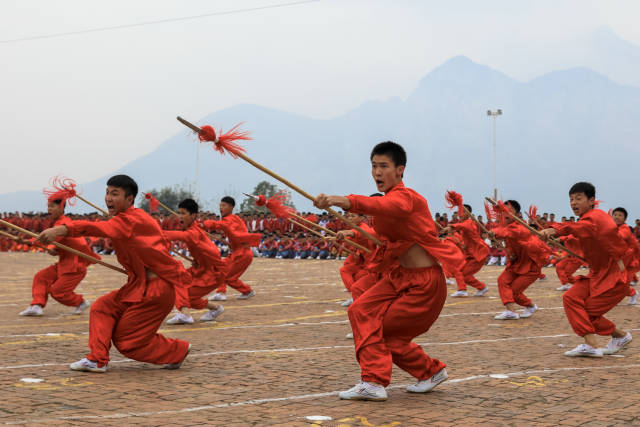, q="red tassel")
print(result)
[145,192,160,213]
[43,176,78,206]
[527,205,538,221]
[493,200,510,227]
[484,201,494,222]
[445,190,465,216]
[594,200,602,208]
[255,192,294,219]
[607,208,613,216]
[197,123,251,159]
